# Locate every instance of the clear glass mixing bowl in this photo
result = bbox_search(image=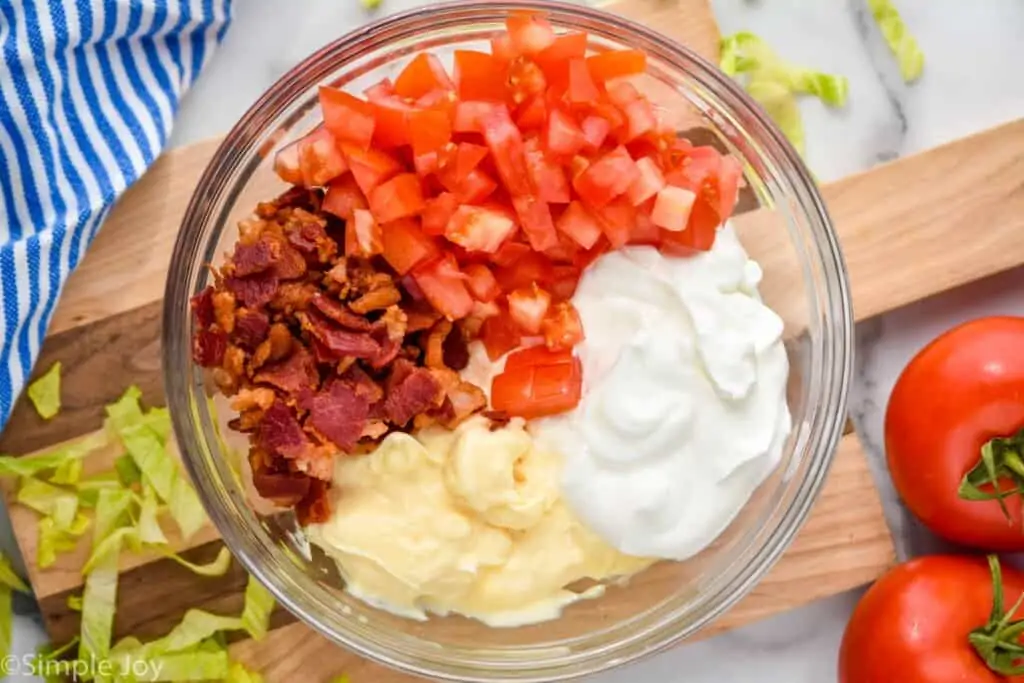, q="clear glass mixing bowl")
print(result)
[163,2,854,680]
